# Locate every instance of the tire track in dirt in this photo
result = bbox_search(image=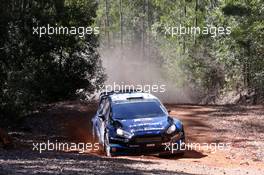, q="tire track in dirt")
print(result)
[2,101,264,174]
